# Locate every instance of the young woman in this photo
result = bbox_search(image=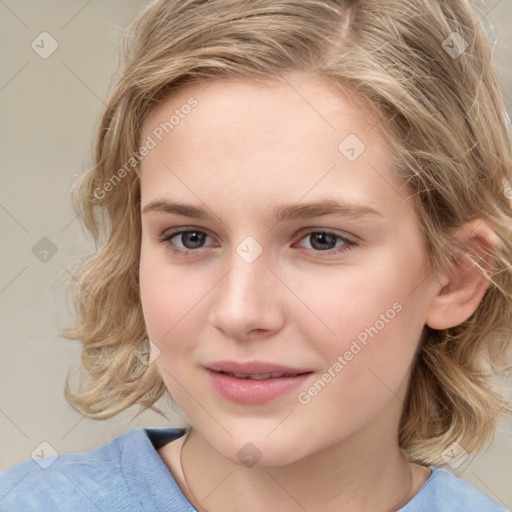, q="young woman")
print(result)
[1,1,511,510]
